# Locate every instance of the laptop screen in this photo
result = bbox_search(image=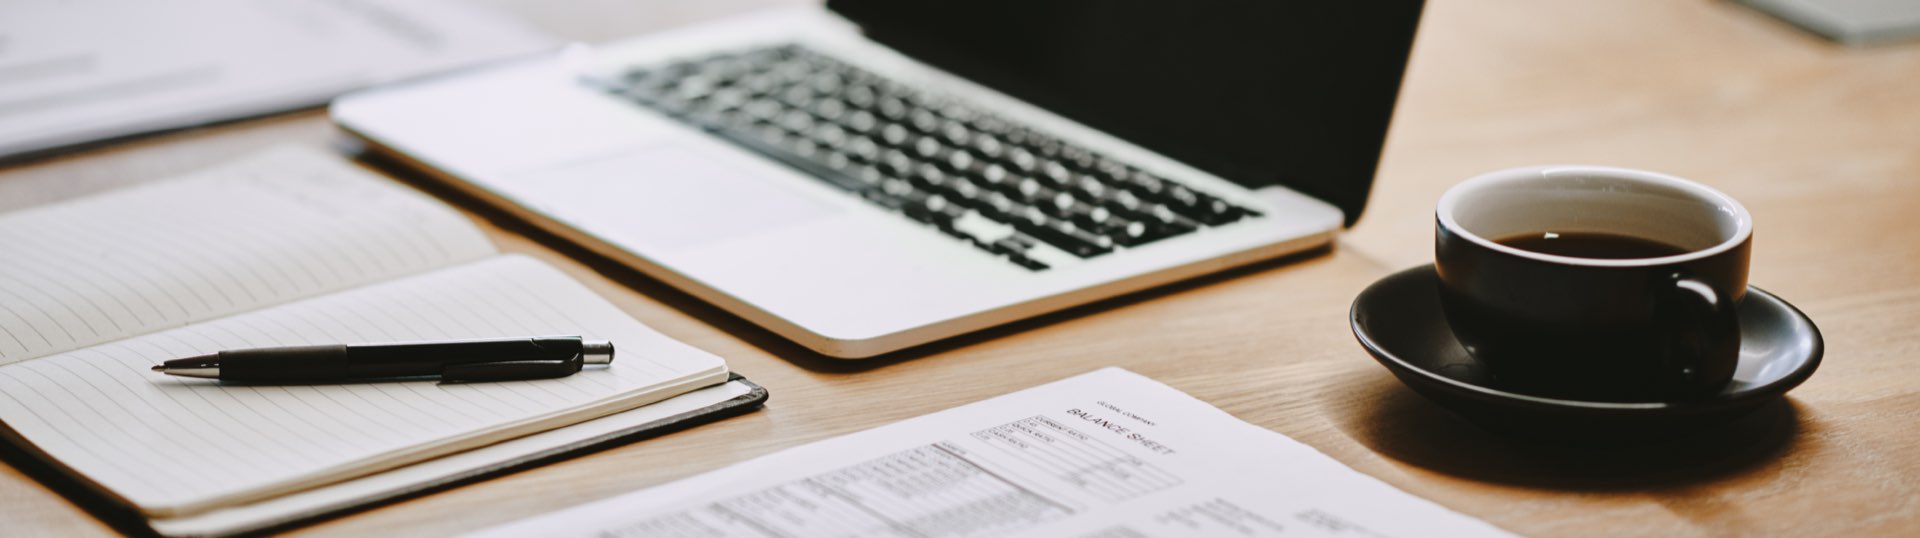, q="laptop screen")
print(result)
[826,2,1424,225]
